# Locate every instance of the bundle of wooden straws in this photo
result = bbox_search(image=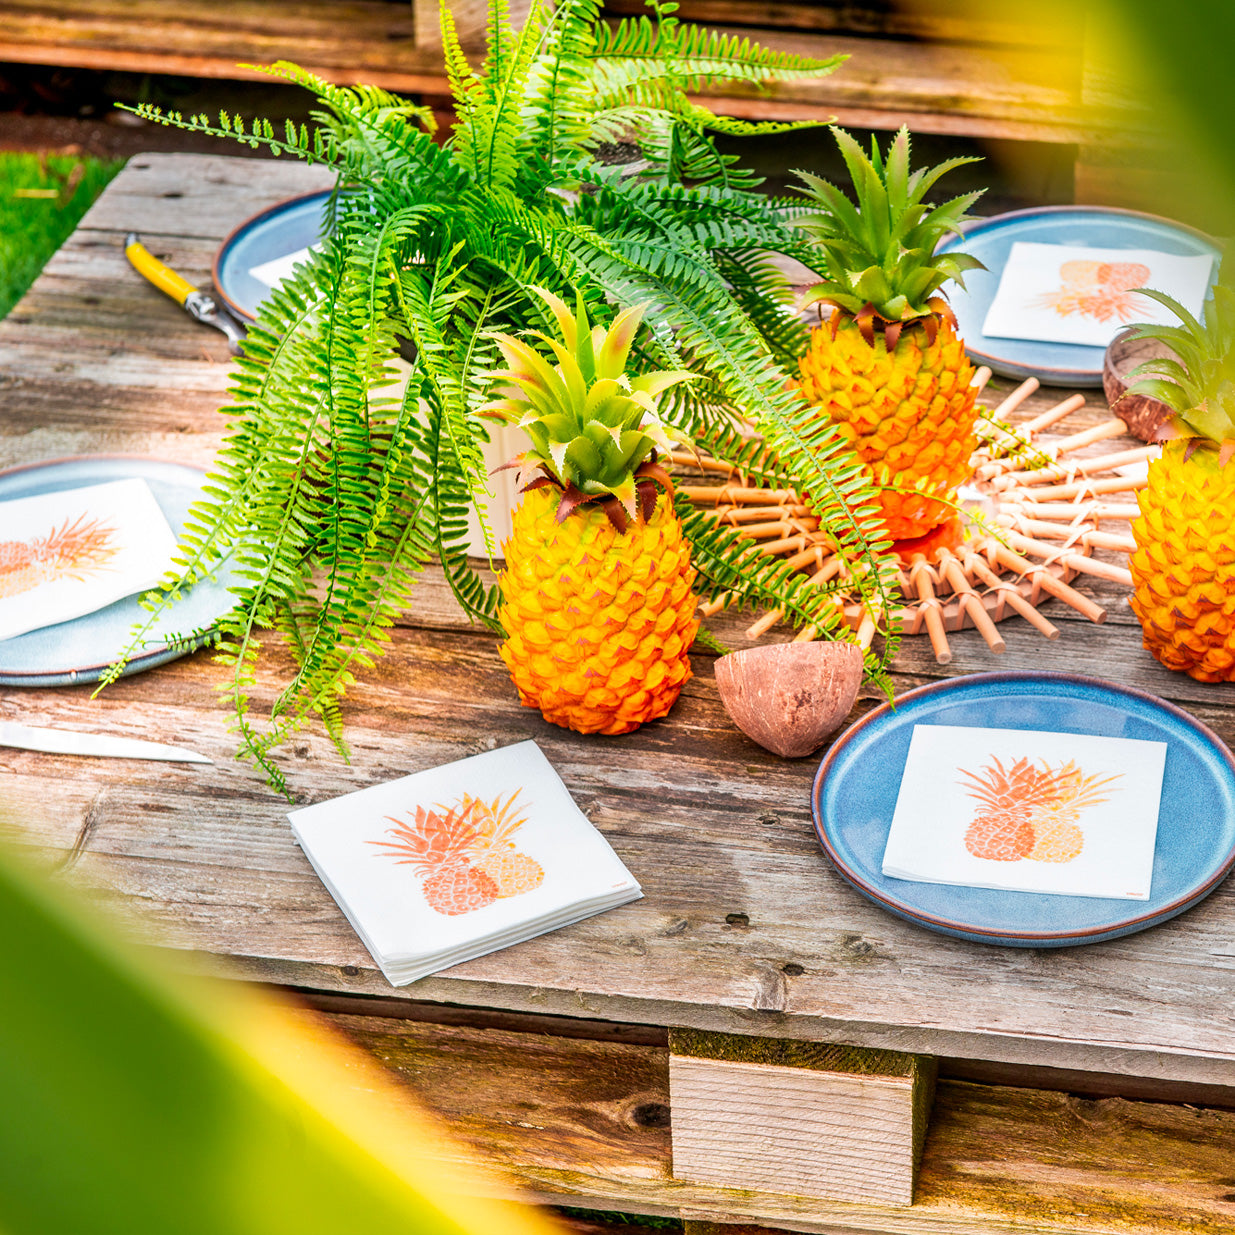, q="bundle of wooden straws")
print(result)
[674,371,1142,664]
